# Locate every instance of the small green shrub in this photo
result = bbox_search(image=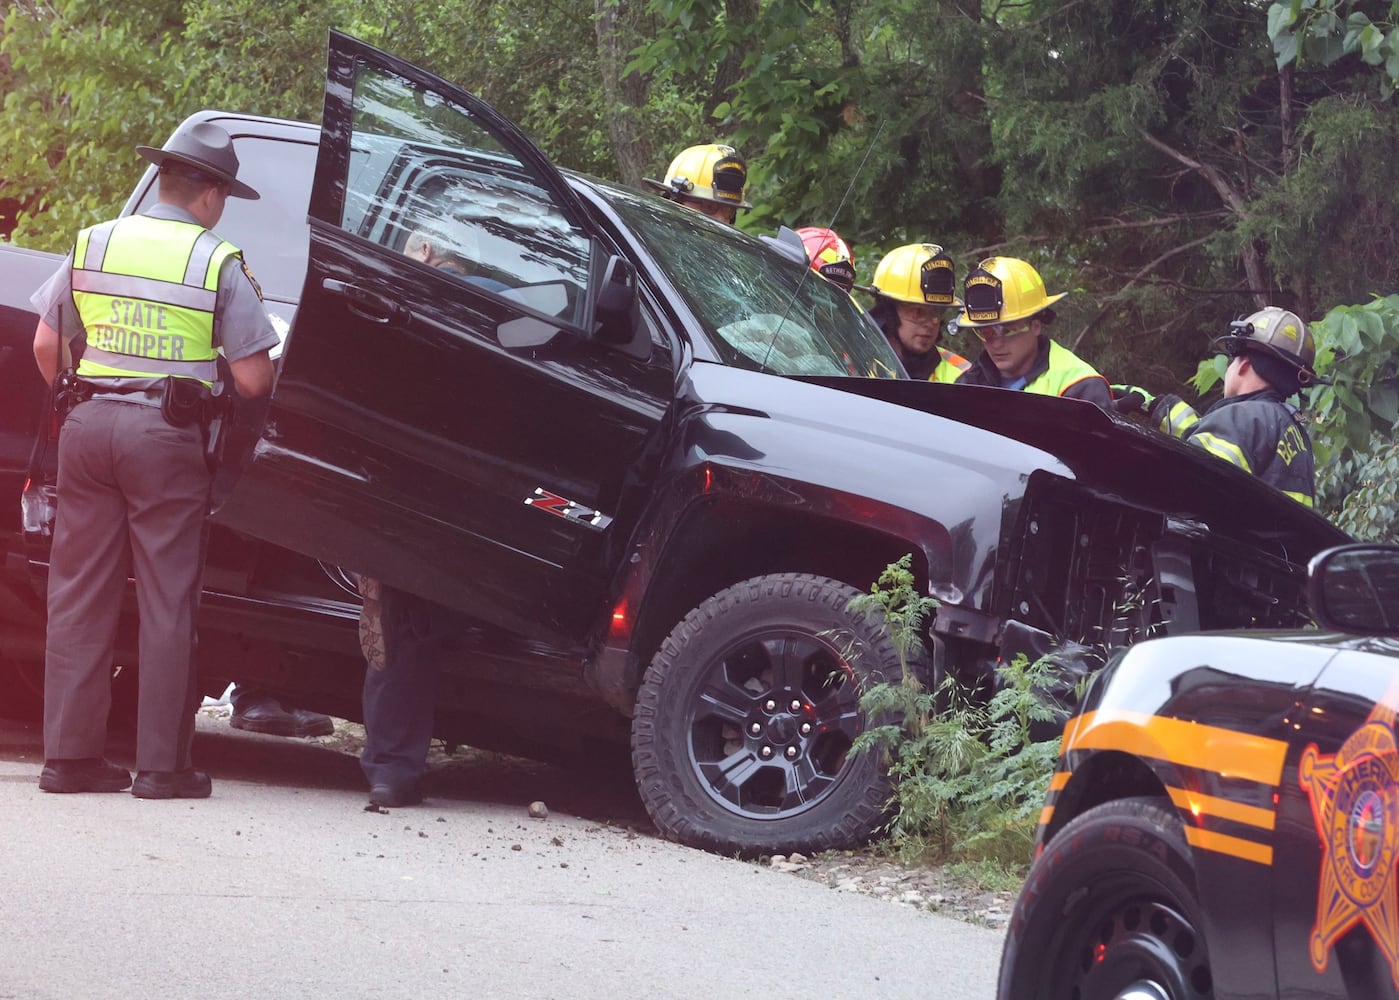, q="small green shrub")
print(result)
[848,556,1068,871]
